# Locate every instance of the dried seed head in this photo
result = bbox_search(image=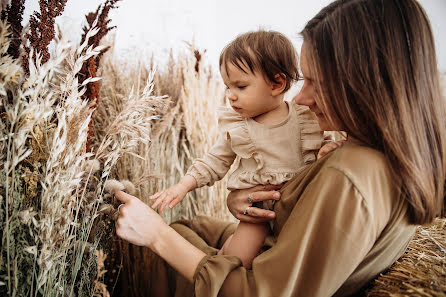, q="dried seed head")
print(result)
[85,191,96,204]
[86,159,101,173]
[103,193,112,201]
[121,179,136,195]
[98,204,114,215]
[103,179,124,194]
